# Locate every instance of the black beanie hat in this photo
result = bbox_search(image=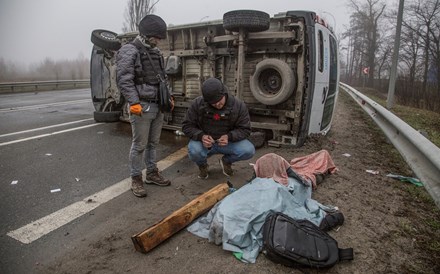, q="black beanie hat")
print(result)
[139,14,167,39]
[202,78,227,104]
